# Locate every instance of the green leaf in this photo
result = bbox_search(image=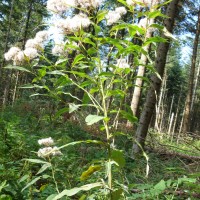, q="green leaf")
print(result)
[80,165,102,181]
[0,194,12,200]
[144,36,167,45]
[80,80,94,87]
[148,10,167,19]
[72,54,85,66]
[52,182,102,199]
[55,58,68,66]
[18,175,29,183]
[85,115,104,125]
[96,10,107,23]
[111,149,125,168]
[107,89,125,98]
[98,72,114,77]
[24,159,50,164]
[69,103,80,113]
[111,188,123,200]
[55,107,69,118]
[46,194,57,200]
[38,68,46,77]
[154,180,166,192]
[47,70,65,75]
[4,65,32,73]
[21,177,41,192]
[83,38,96,47]
[37,163,51,175]
[0,181,8,192]
[120,110,138,123]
